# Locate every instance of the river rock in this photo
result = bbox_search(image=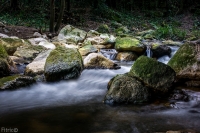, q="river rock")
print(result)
[0,75,35,90]
[162,40,183,46]
[115,52,138,61]
[57,25,87,44]
[168,42,200,87]
[96,24,110,33]
[28,37,48,45]
[129,56,176,93]
[44,46,83,81]
[0,33,9,38]
[104,73,151,104]
[13,43,46,63]
[38,41,55,49]
[86,33,116,49]
[79,44,98,56]
[25,50,52,76]
[84,53,119,69]
[152,45,171,58]
[115,37,145,54]
[0,38,26,55]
